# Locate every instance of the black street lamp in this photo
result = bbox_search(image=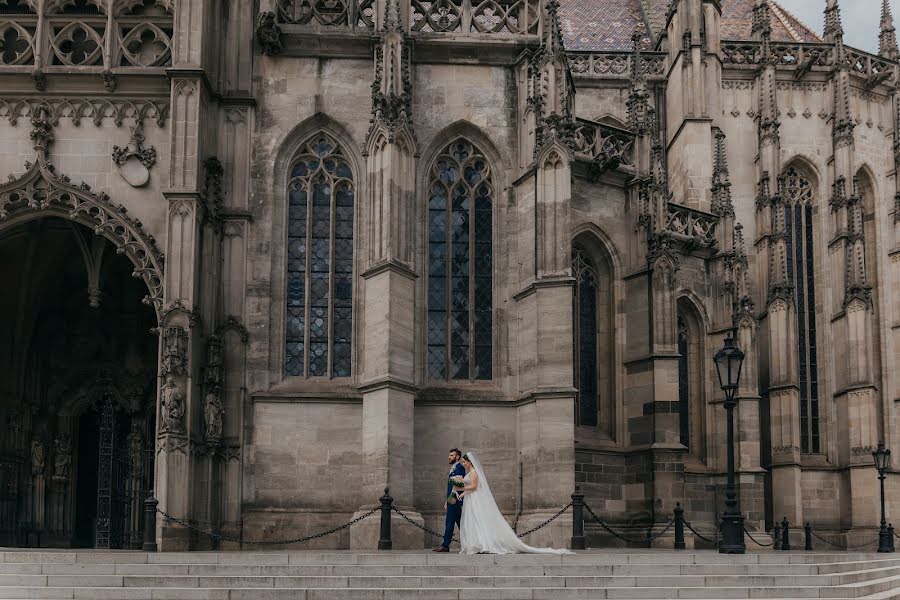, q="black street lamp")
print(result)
[714,331,745,554]
[873,442,892,553]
